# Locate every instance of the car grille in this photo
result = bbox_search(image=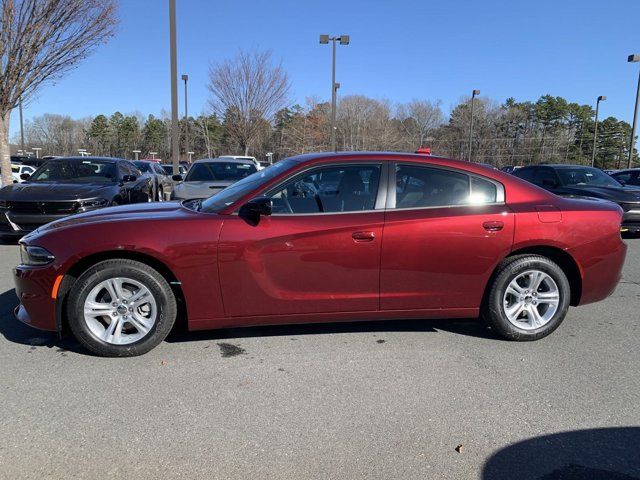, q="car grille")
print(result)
[5,201,79,215]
